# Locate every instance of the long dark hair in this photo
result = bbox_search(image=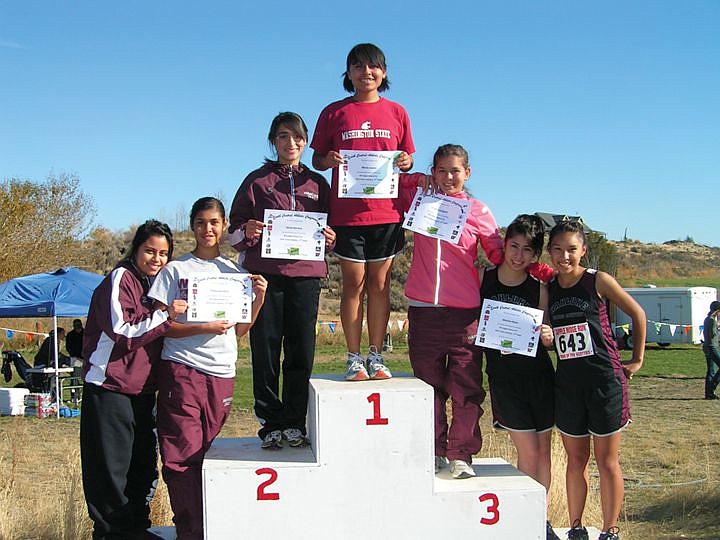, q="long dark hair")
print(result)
[190,197,226,228]
[125,219,174,264]
[342,43,390,93]
[265,112,308,164]
[505,214,546,257]
[548,220,587,247]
